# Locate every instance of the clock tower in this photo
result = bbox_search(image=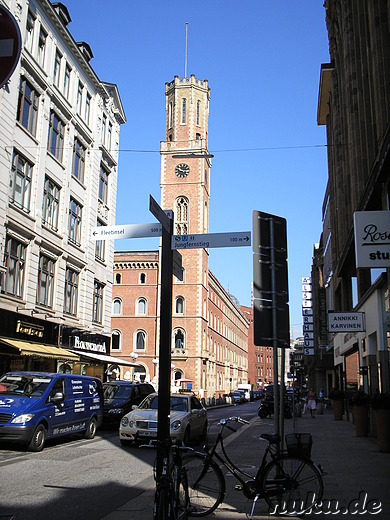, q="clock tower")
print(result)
[160,74,212,395]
